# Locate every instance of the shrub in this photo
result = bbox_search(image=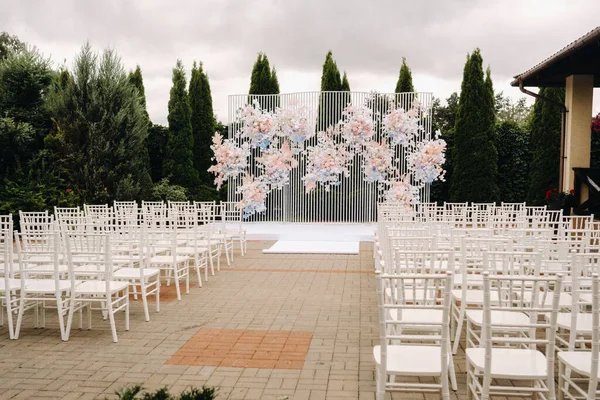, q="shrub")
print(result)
[112,385,217,400]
